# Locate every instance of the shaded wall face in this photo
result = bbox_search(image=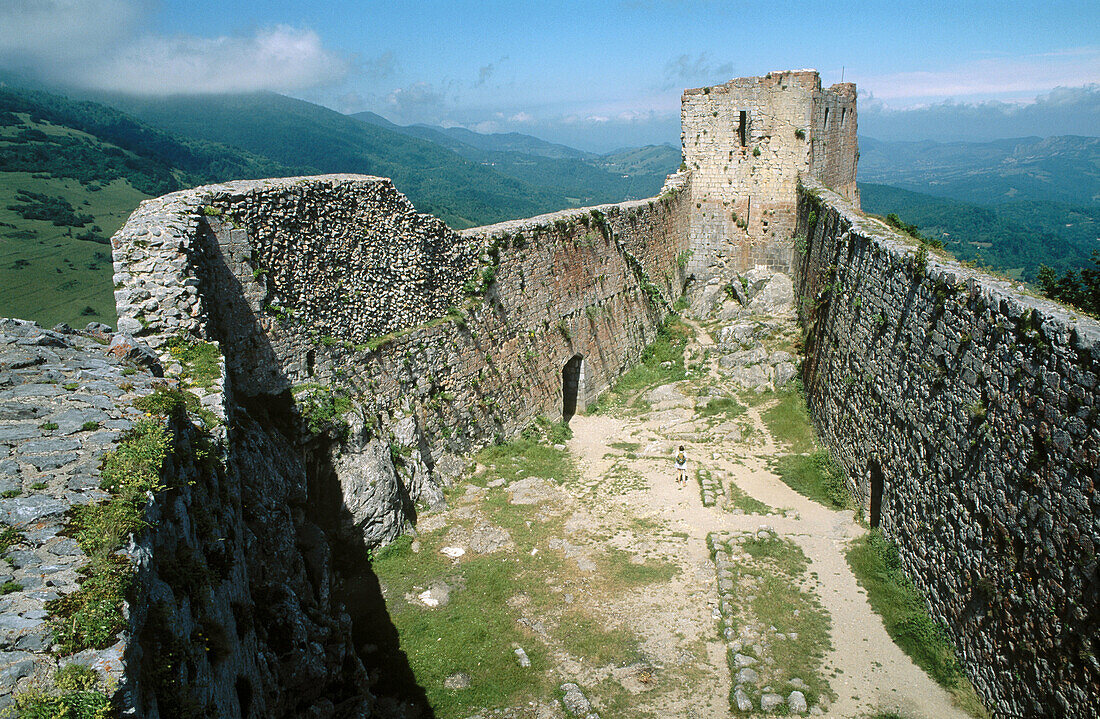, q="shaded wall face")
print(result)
[794,184,1100,719]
